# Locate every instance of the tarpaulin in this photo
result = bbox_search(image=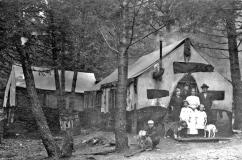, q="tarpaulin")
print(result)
[87,39,186,91]
[10,66,16,106]
[147,89,169,99]
[207,91,225,100]
[173,62,214,74]
[3,65,96,108]
[3,73,11,107]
